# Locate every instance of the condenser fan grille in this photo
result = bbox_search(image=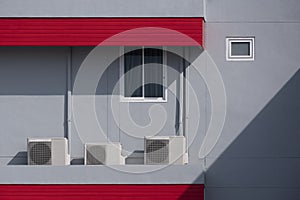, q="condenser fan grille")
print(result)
[28,142,52,165]
[145,139,169,164]
[86,145,106,165]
